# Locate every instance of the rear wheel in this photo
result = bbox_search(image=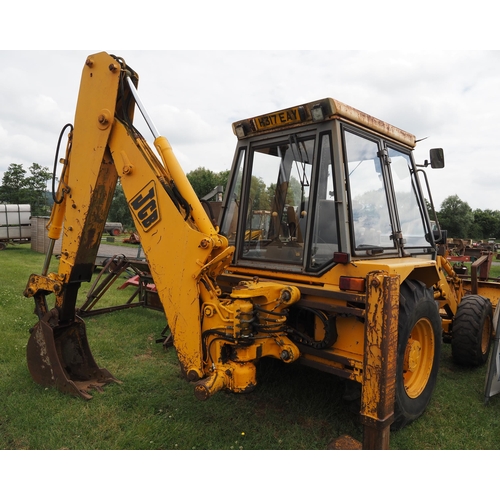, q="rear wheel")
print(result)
[392,280,442,430]
[451,295,492,366]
